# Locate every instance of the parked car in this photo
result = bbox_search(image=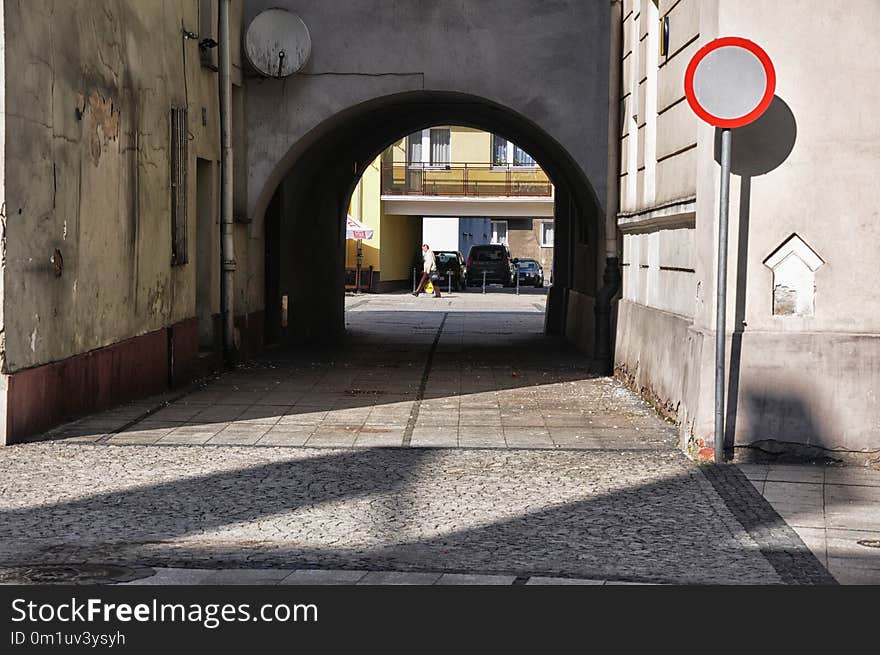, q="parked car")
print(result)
[516,258,544,287]
[433,251,466,291]
[465,244,516,287]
